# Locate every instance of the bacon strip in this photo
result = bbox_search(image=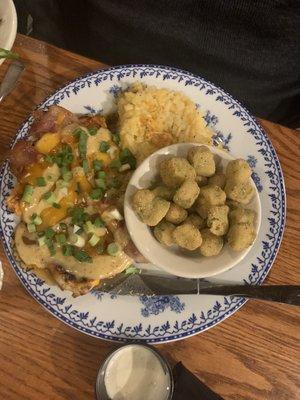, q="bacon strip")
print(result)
[9,140,40,178]
[30,105,78,138]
